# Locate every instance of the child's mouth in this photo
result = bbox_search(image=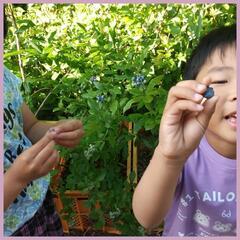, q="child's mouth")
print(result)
[225,112,237,129]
